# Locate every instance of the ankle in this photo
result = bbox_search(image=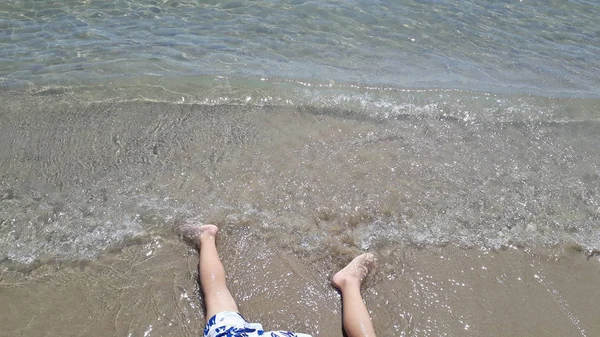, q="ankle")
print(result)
[199,234,216,246]
[334,275,362,291]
